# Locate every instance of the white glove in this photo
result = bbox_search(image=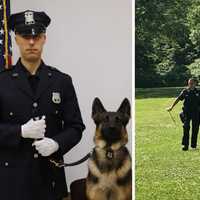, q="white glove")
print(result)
[33,137,59,157]
[21,116,46,139]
